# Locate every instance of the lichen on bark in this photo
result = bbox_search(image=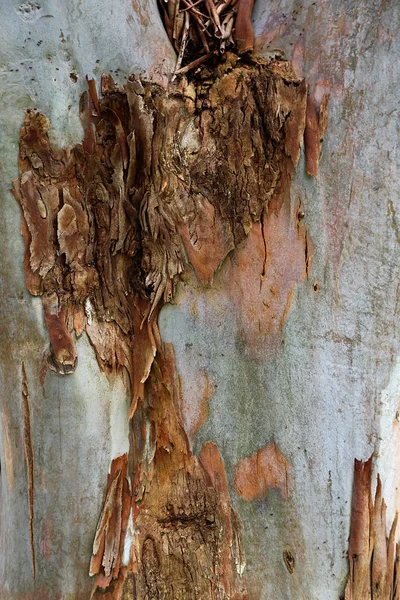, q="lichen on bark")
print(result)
[13,54,307,597]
